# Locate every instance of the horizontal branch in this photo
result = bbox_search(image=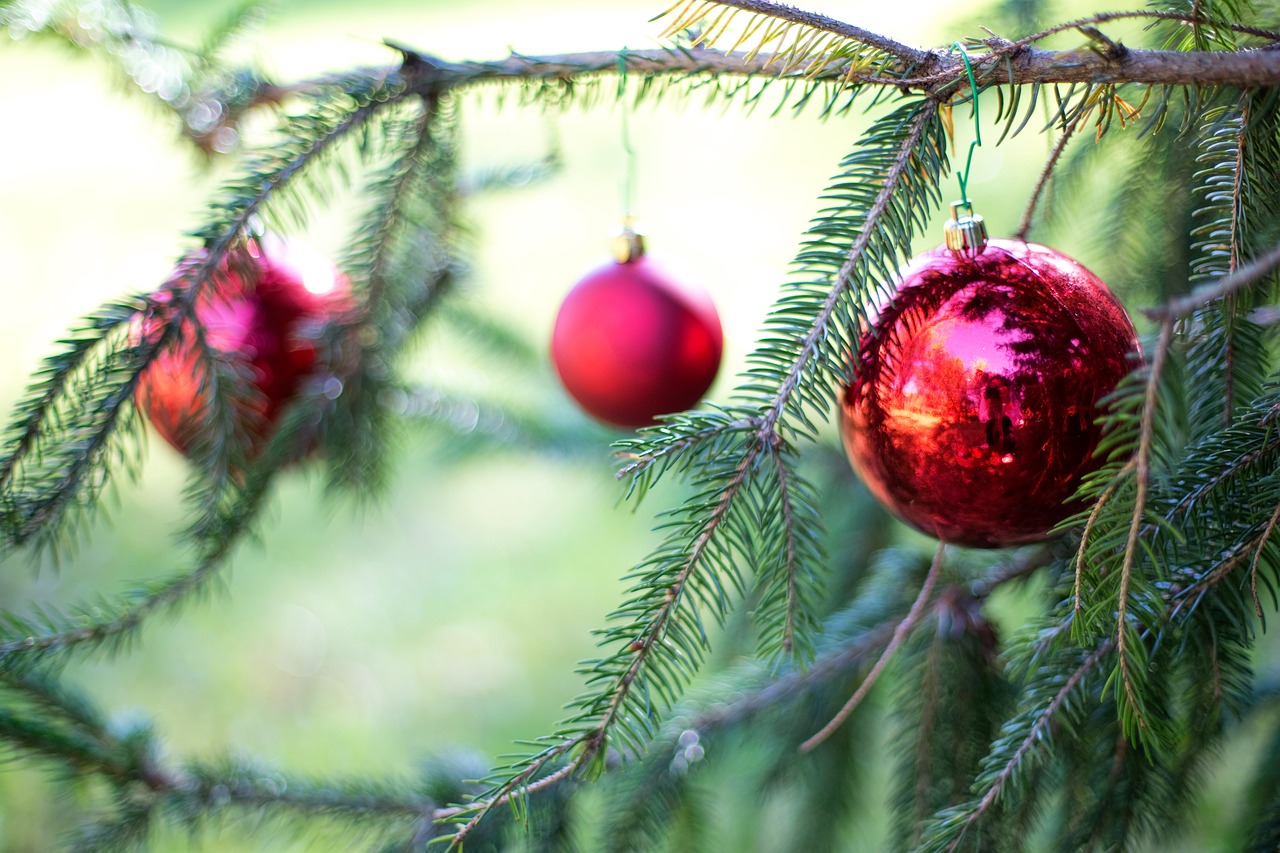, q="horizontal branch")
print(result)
[1144,237,1280,321]
[386,41,1280,96]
